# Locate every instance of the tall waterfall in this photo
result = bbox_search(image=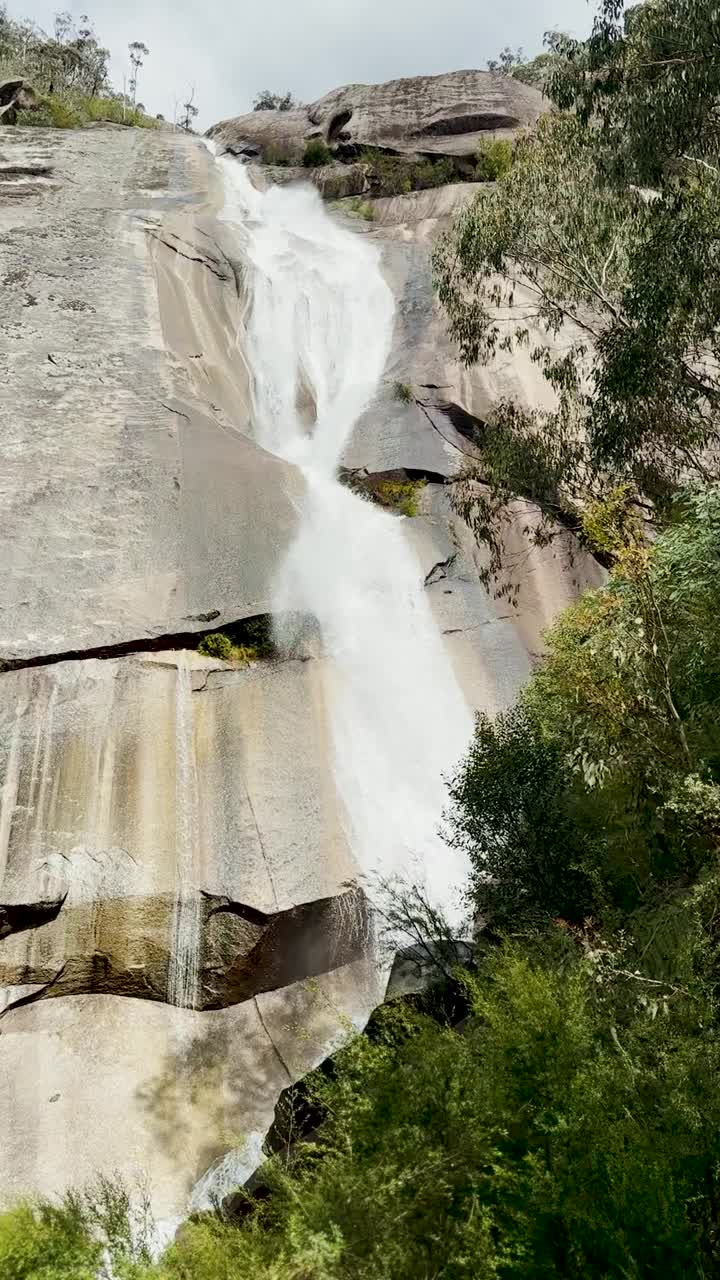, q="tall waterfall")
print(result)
[216,157,473,926]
